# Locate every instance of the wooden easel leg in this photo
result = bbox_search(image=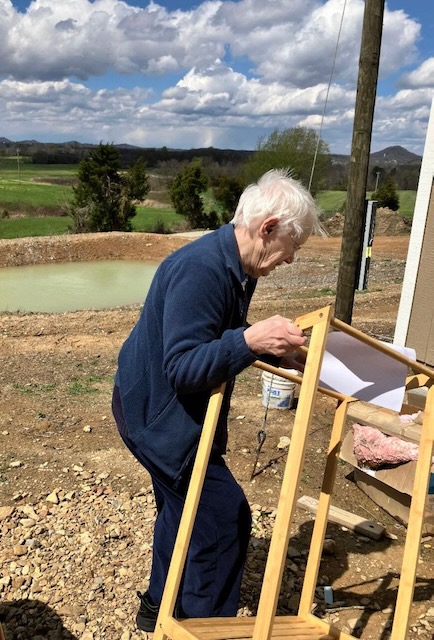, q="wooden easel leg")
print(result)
[153,384,226,640]
[389,384,434,640]
[298,398,352,616]
[252,306,333,640]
